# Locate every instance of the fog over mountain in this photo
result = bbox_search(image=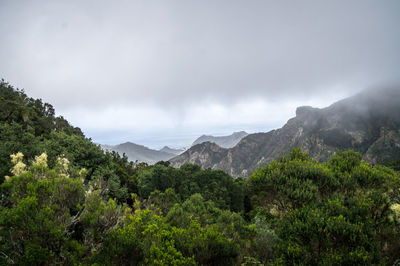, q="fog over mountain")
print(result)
[0,1,399,146]
[98,131,245,164]
[170,88,400,176]
[100,142,181,164]
[192,131,248,148]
